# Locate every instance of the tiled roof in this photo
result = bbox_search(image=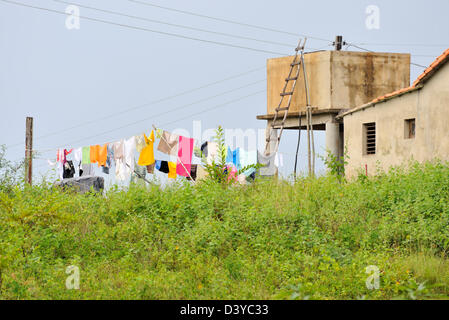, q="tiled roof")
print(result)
[370,86,416,104]
[412,48,449,87]
[338,48,449,118]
